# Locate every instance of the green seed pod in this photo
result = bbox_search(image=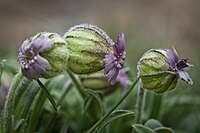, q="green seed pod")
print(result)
[138,47,193,94]
[137,49,178,93]
[64,24,113,74]
[80,72,117,95]
[18,32,69,80]
[80,69,128,95]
